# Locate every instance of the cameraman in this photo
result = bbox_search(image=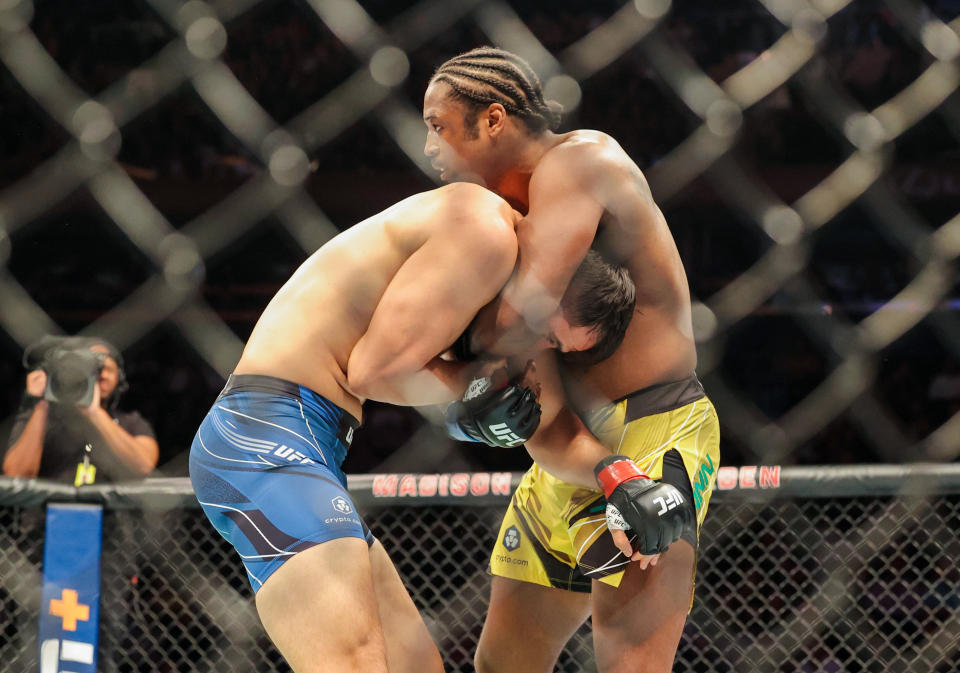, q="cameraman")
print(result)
[3,336,158,484]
